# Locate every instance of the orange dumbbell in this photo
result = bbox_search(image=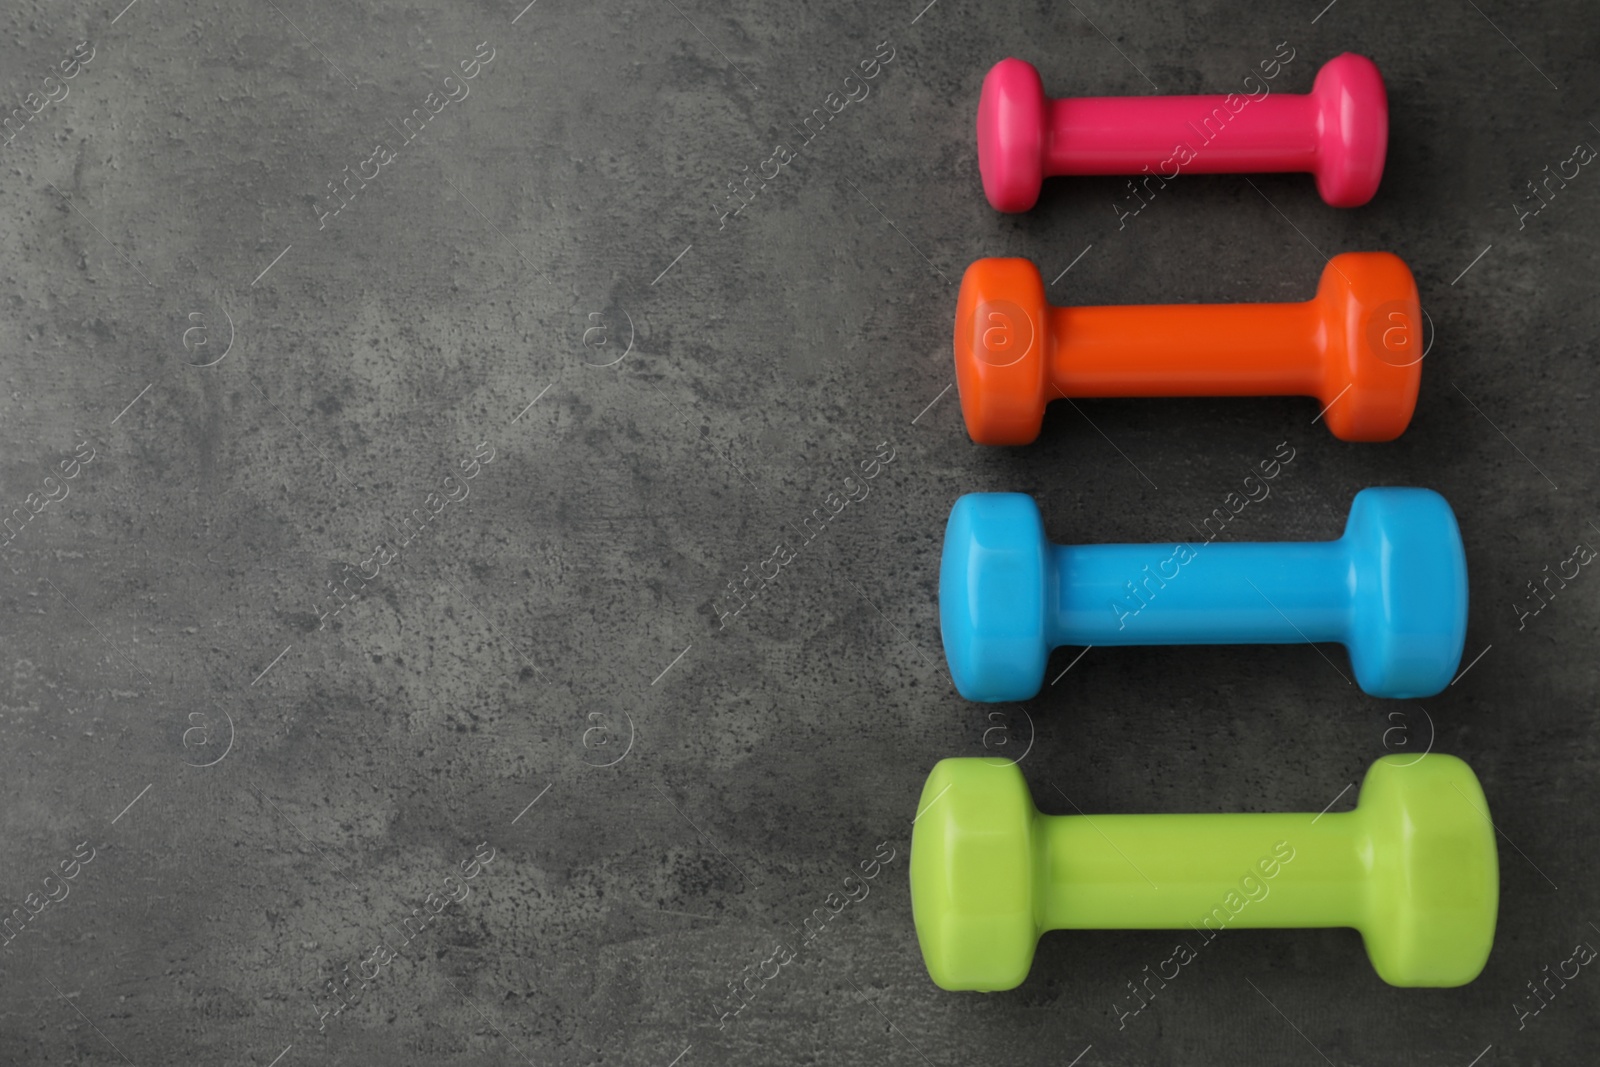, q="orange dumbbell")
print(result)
[954,253,1422,446]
